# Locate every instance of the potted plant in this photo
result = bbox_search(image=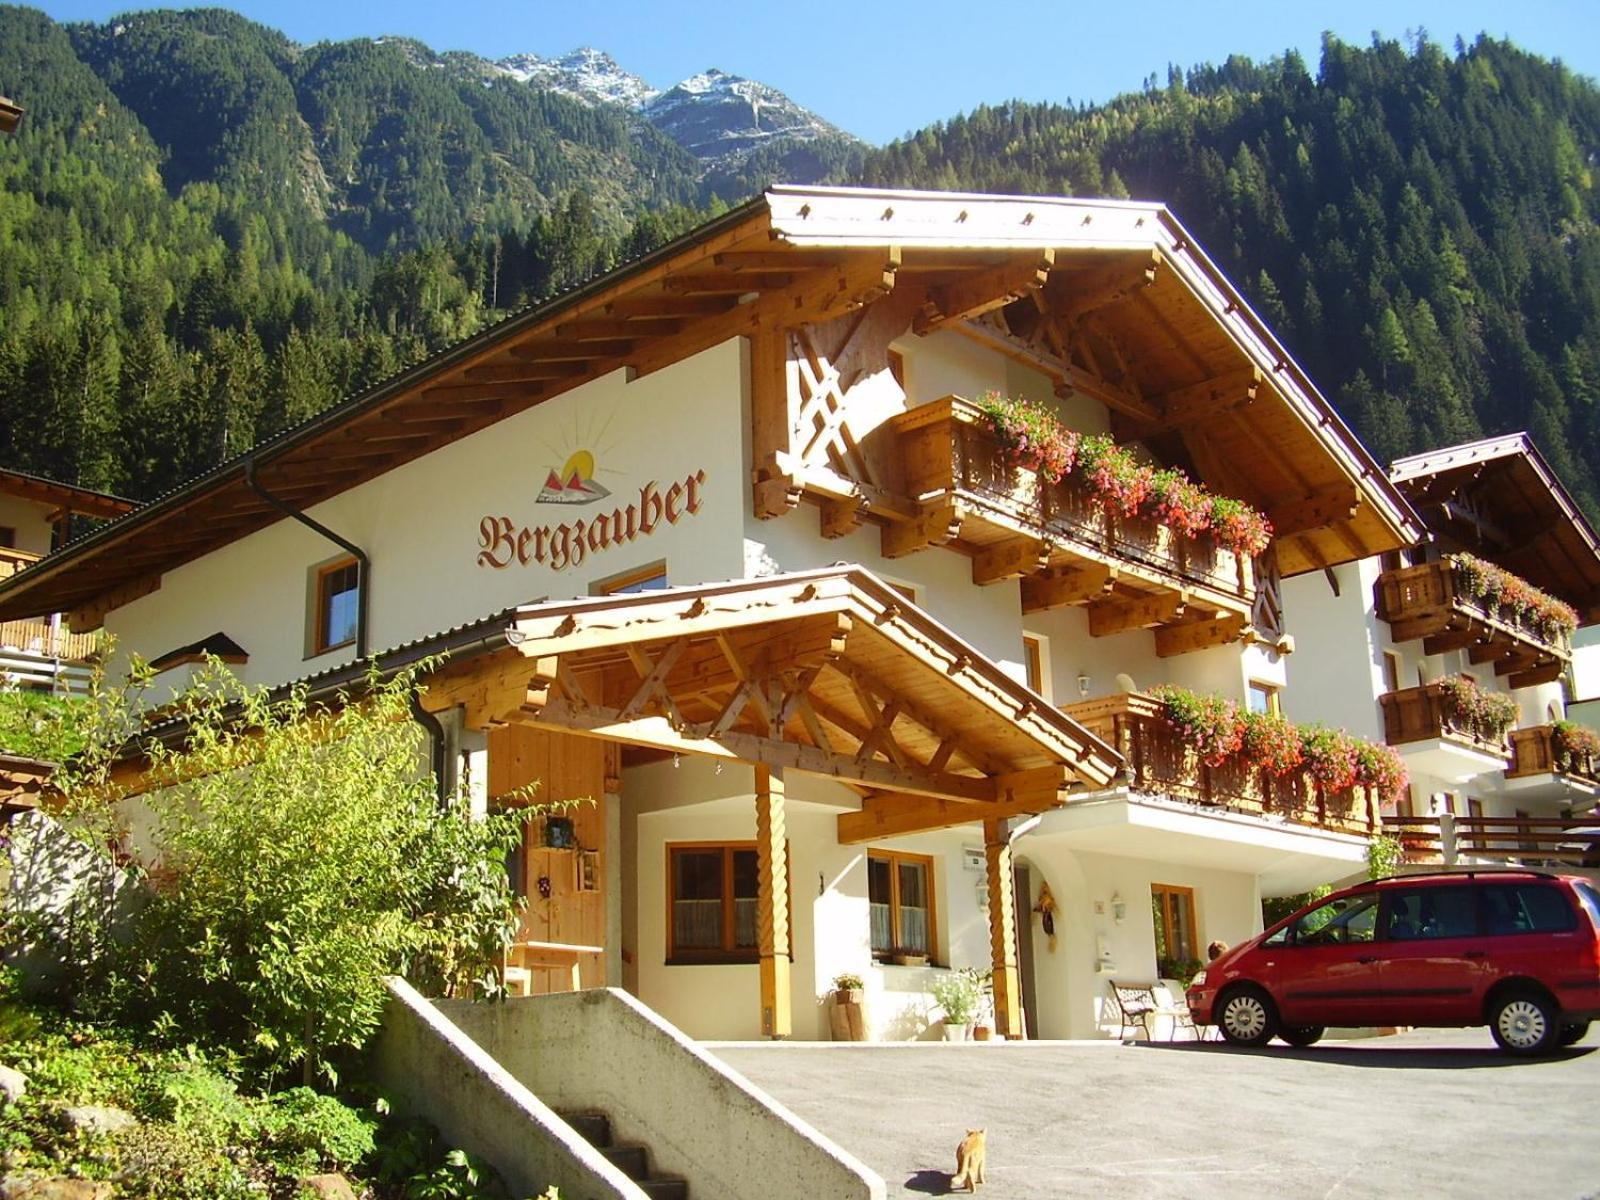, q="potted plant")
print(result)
[832,972,865,1005]
[930,968,984,1041]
